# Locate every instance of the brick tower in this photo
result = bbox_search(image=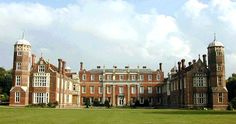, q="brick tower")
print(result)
[208,35,228,110]
[9,38,31,106]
